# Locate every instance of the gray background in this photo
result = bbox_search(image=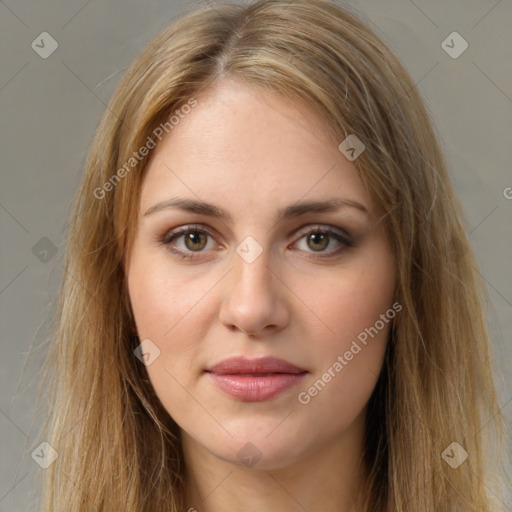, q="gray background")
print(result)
[0,0,511,510]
